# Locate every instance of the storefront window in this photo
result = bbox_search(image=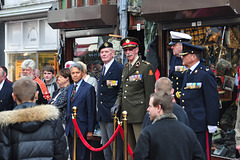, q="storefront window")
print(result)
[7,52,57,82]
[8,53,36,81]
[38,52,58,78]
